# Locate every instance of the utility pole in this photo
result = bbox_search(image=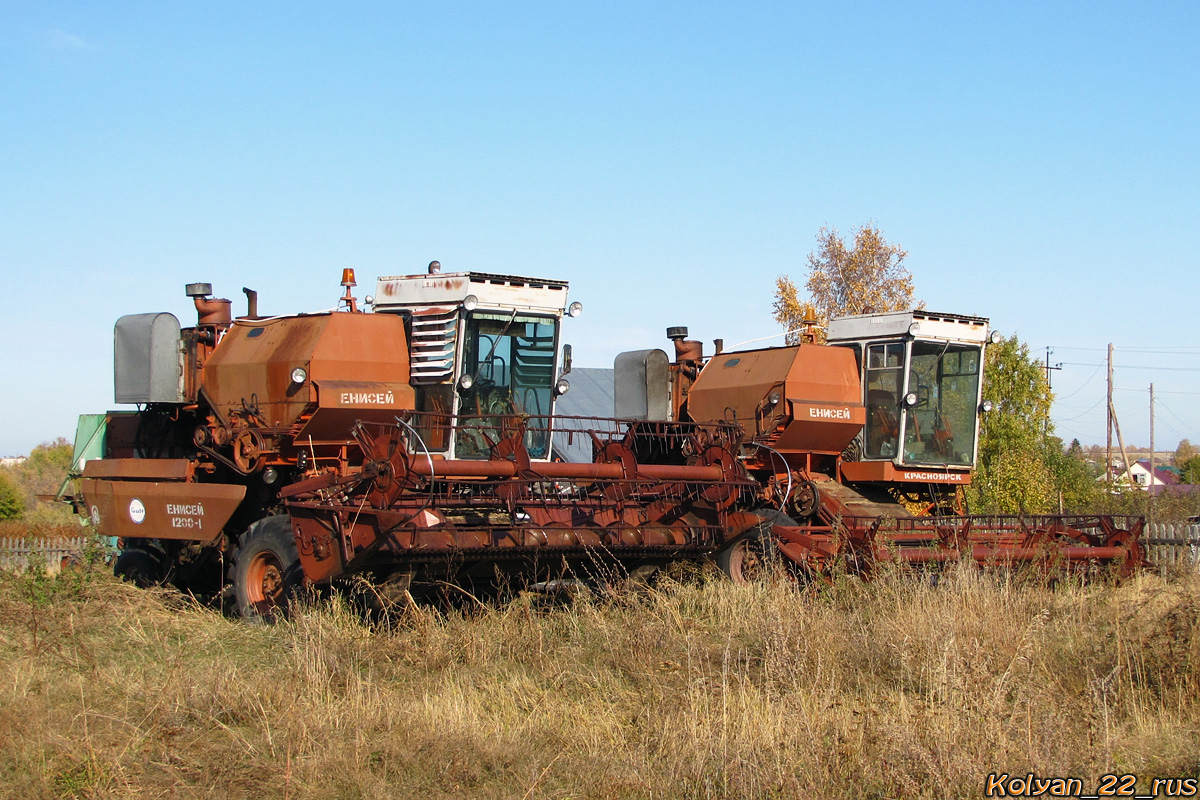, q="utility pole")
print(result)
[1043,347,1062,390]
[1044,347,1062,436]
[1107,344,1113,484]
[1112,401,1133,491]
[1149,383,1155,527]
[1104,343,1133,491]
